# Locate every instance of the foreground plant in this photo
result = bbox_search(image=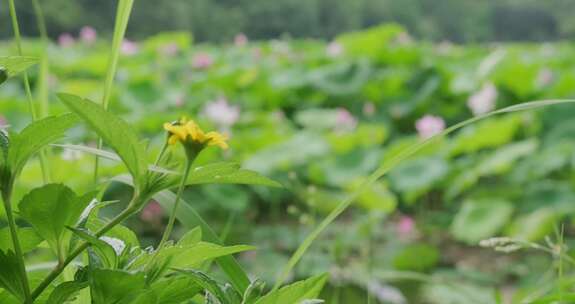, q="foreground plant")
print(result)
[0,91,327,303]
[0,1,327,303]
